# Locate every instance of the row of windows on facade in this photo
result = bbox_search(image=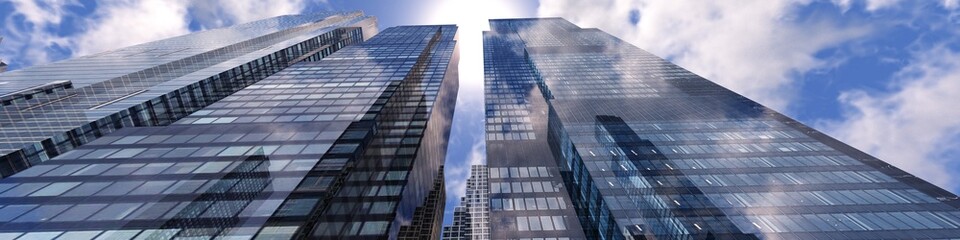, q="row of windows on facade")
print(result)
[0,194,321,223]
[232,82,441,95]
[488,167,552,179]
[515,216,568,232]
[602,189,940,210]
[578,141,833,158]
[180,114,365,124]
[489,181,561,194]
[566,119,784,132]
[582,155,859,172]
[0,225,302,240]
[47,144,336,161]
[490,197,567,211]
[486,104,531,112]
[485,109,530,117]
[90,131,344,146]
[609,210,960,236]
[223,89,437,103]
[730,211,960,233]
[487,132,536,141]
[486,123,534,132]
[190,105,373,118]
[313,220,391,236]
[594,170,894,189]
[9,158,323,180]
[571,129,805,143]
